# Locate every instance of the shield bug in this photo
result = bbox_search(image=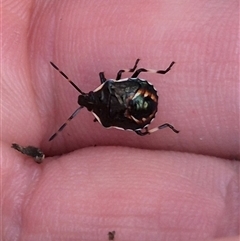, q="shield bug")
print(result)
[49,59,179,141]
